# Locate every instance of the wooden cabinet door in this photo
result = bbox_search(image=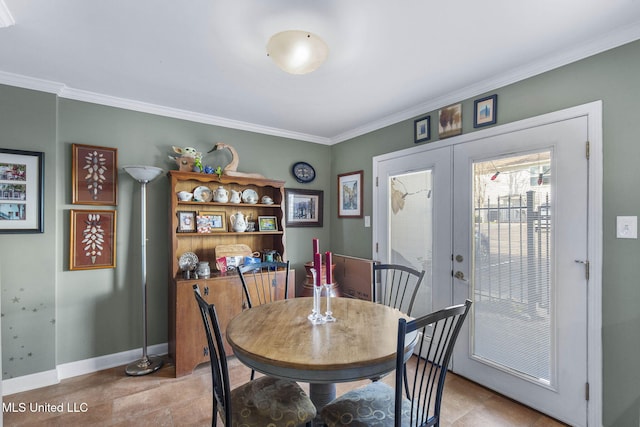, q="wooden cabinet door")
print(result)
[174,276,243,377]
